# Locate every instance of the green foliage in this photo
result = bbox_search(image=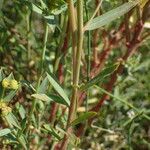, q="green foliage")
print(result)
[85,0,140,30]
[0,128,11,137]
[47,72,70,106]
[80,64,119,91]
[0,0,150,149]
[70,112,97,126]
